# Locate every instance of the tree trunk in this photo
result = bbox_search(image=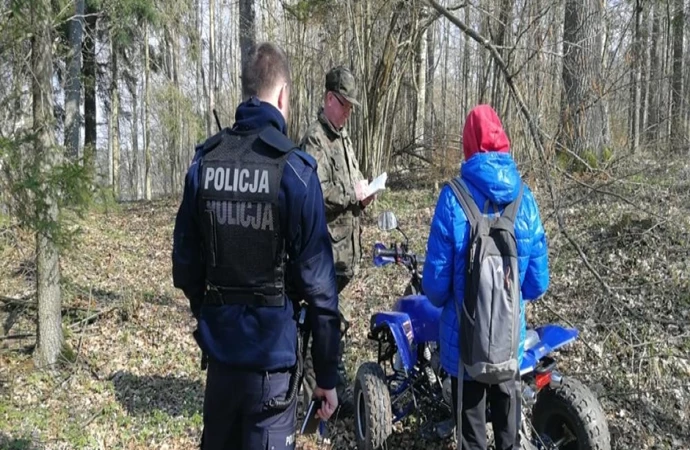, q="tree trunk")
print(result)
[491,0,512,112]
[83,2,97,176]
[664,1,672,142]
[195,0,201,118]
[64,0,84,160]
[109,32,120,198]
[32,0,63,369]
[173,29,183,195]
[477,13,490,103]
[425,20,435,153]
[462,4,470,116]
[639,2,650,143]
[559,0,609,158]
[670,0,685,152]
[144,23,152,200]
[239,0,256,95]
[230,0,240,102]
[208,0,216,135]
[441,20,449,151]
[414,23,427,148]
[130,81,141,200]
[647,2,661,143]
[630,0,642,154]
[217,0,224,111]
